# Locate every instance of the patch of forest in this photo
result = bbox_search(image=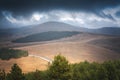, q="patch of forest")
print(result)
[0,48,28,60]
[12,31,80,43]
